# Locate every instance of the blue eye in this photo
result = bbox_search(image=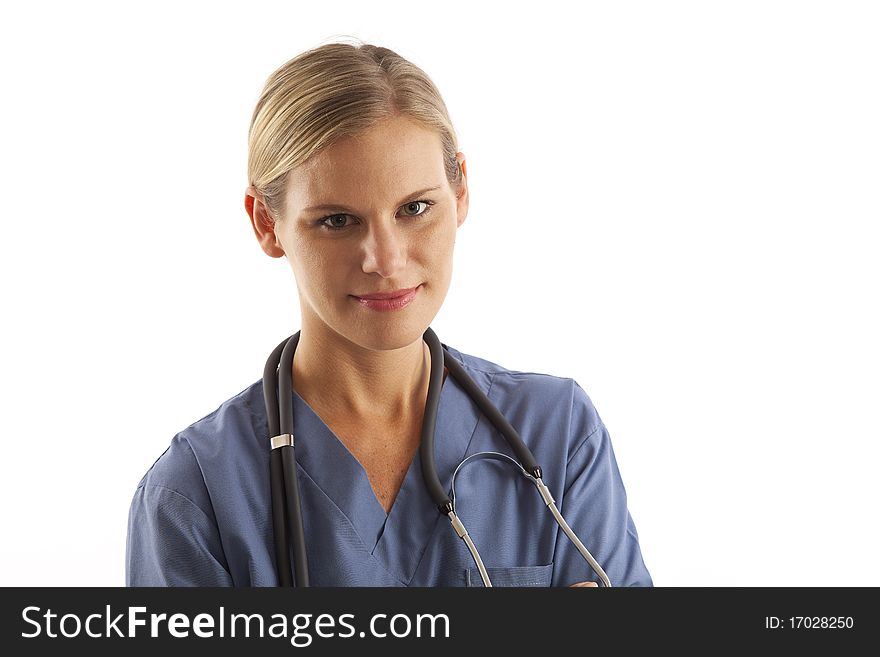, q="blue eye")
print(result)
[319,214,352,230]
[401,200,433,216]
[318,200,435,231]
